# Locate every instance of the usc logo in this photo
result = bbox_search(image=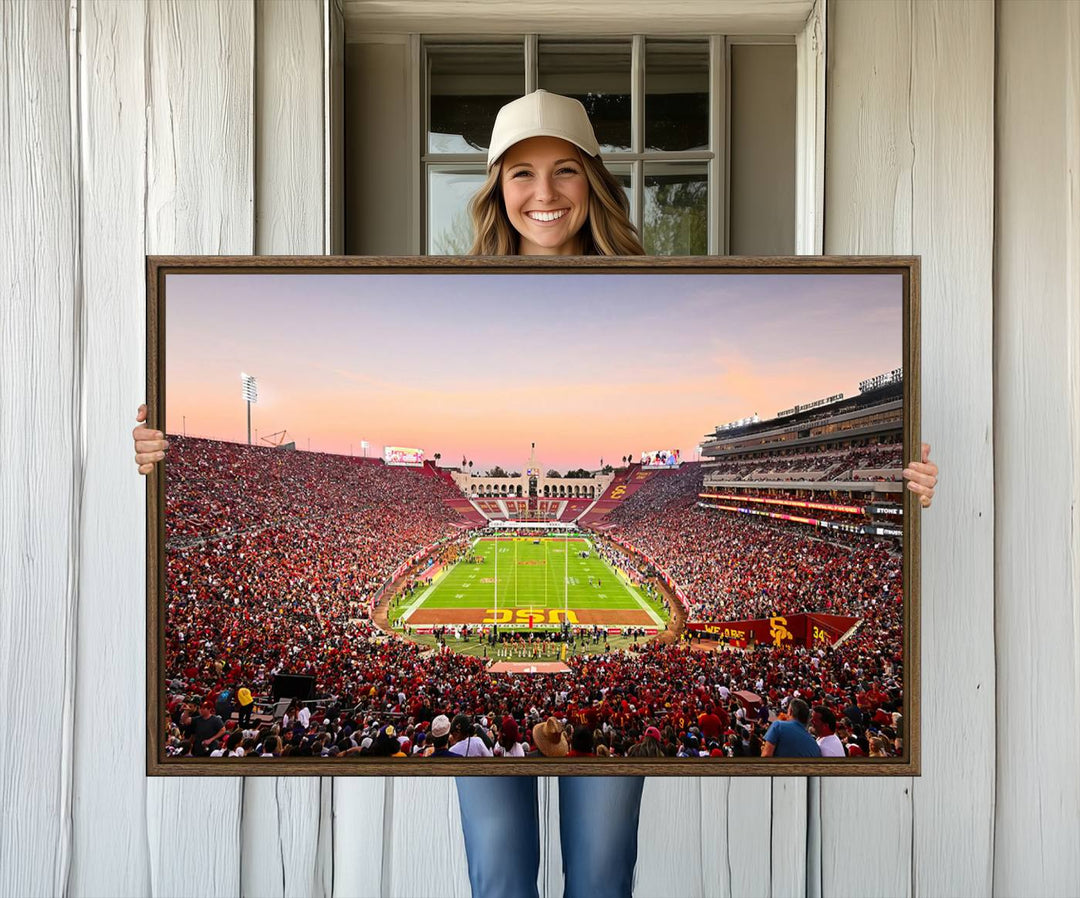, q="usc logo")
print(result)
[483,609,580,624]
[769,615,793,647]
[610,485,627,500]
